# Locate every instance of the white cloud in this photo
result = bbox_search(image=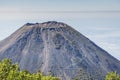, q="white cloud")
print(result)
[88,32,120,39]
[0,6,120,21]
